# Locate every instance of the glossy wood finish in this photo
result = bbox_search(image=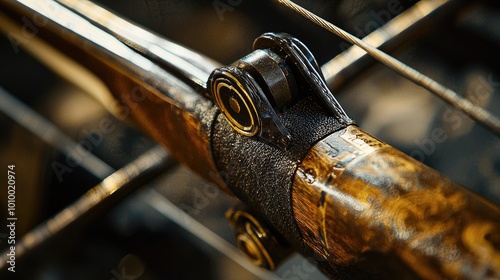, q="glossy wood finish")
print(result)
[4,1,500,278]
[292,125,500,279]
[1,0,228,190]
